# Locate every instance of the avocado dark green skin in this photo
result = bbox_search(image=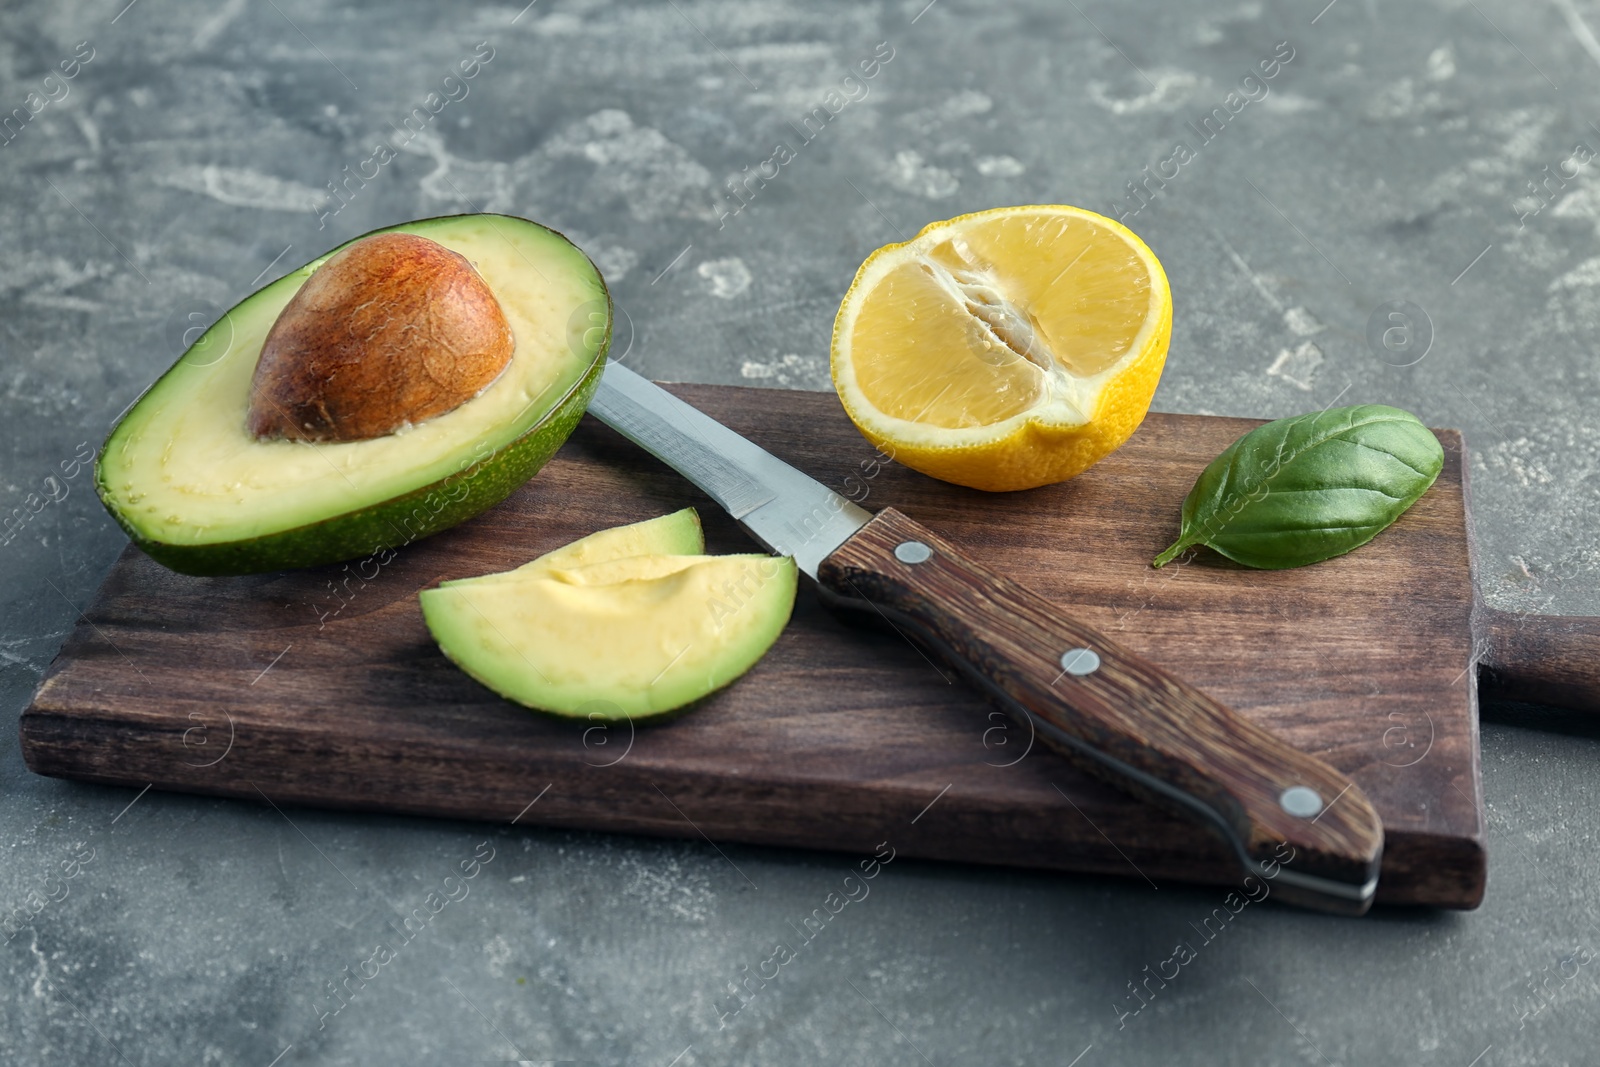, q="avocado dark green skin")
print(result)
[98,350,606,576]
[95,213,613,577]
